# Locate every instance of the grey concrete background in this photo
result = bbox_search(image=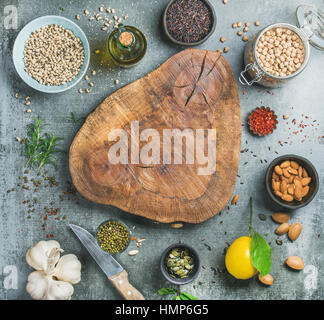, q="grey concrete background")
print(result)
[0,0,323,300]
